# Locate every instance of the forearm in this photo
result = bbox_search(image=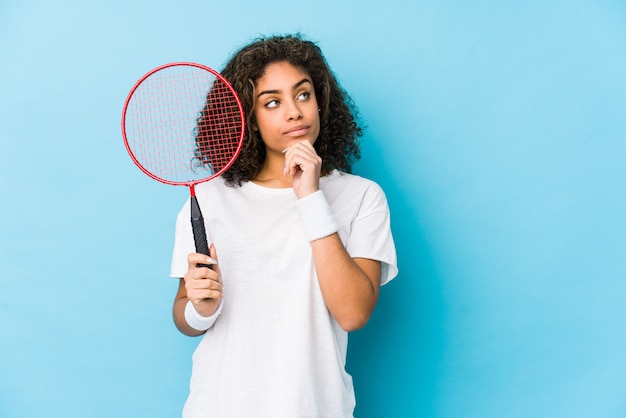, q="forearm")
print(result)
[311,233,381,331]
[173,295,207,337]
[172,277,222,337]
